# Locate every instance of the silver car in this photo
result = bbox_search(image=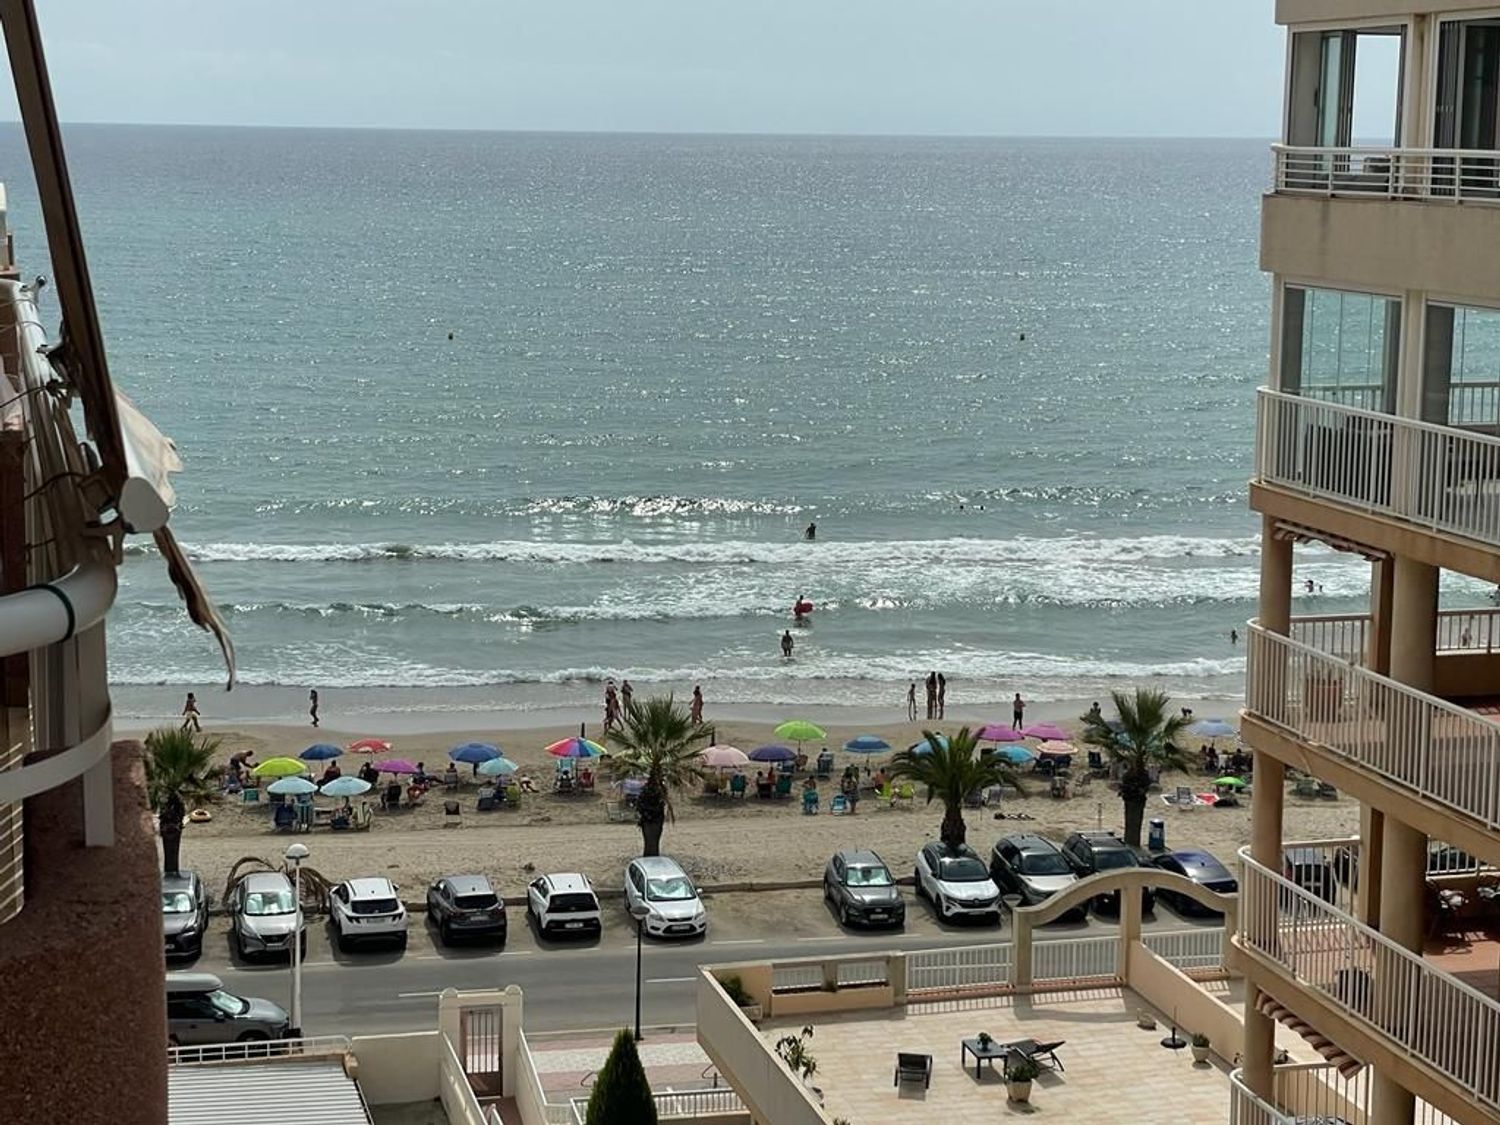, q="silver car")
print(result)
[228,872,306,961]
[624,856,707,938]
[166,973,289,1047]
